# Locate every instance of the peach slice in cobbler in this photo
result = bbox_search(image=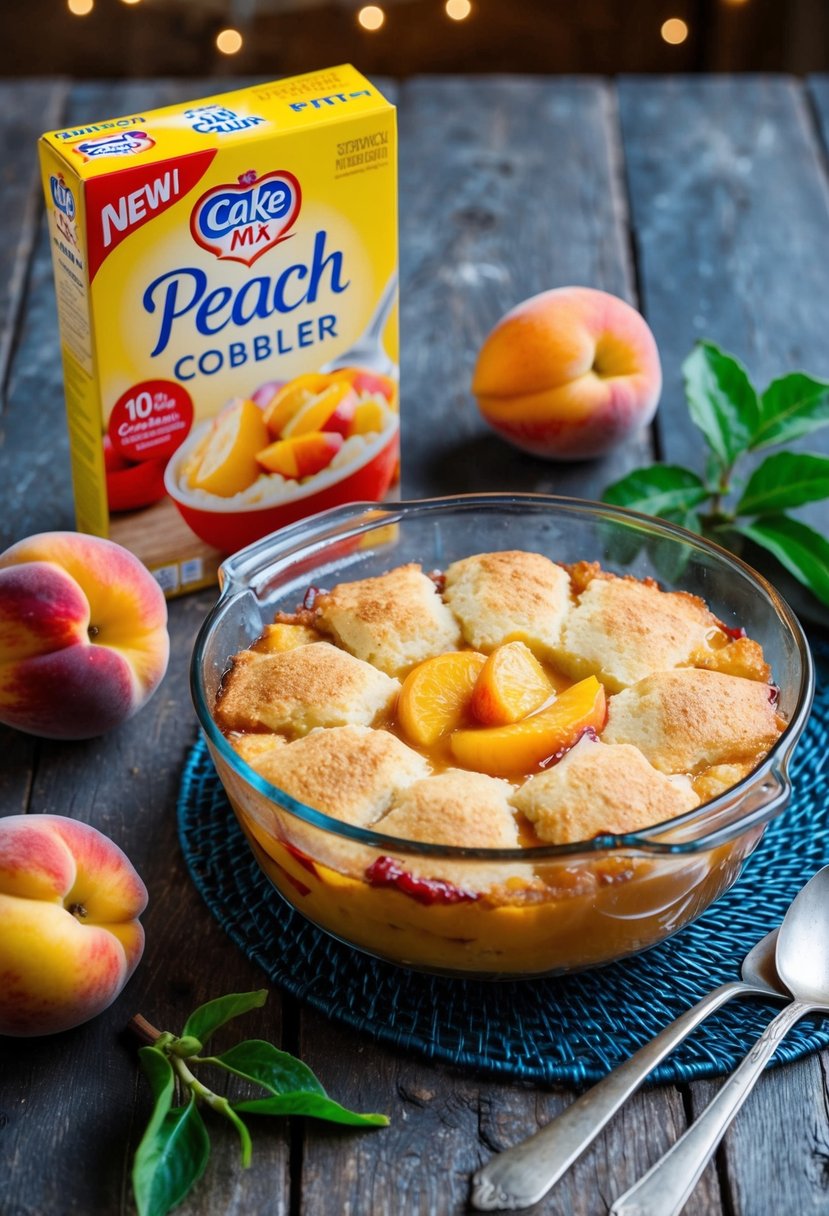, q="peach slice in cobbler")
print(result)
[470,640,553,726]
[397,650,486,746]
[450,675,607,778]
